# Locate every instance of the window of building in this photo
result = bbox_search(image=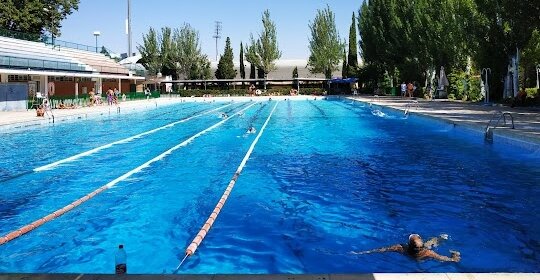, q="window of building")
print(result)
[8,75,30,82]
